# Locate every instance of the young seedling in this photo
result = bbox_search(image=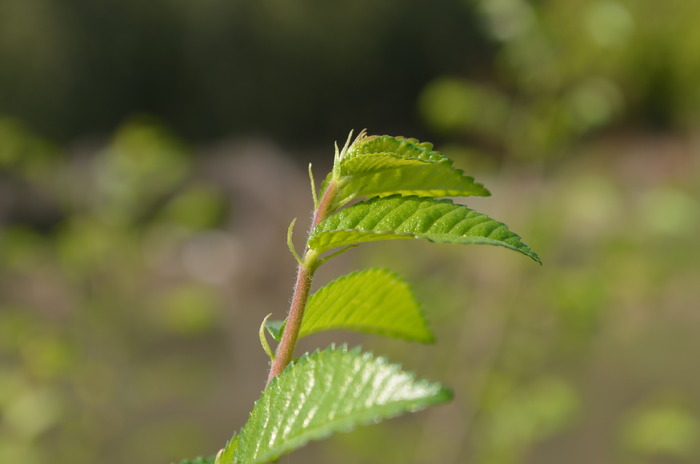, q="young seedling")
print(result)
[179,131,540,464]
